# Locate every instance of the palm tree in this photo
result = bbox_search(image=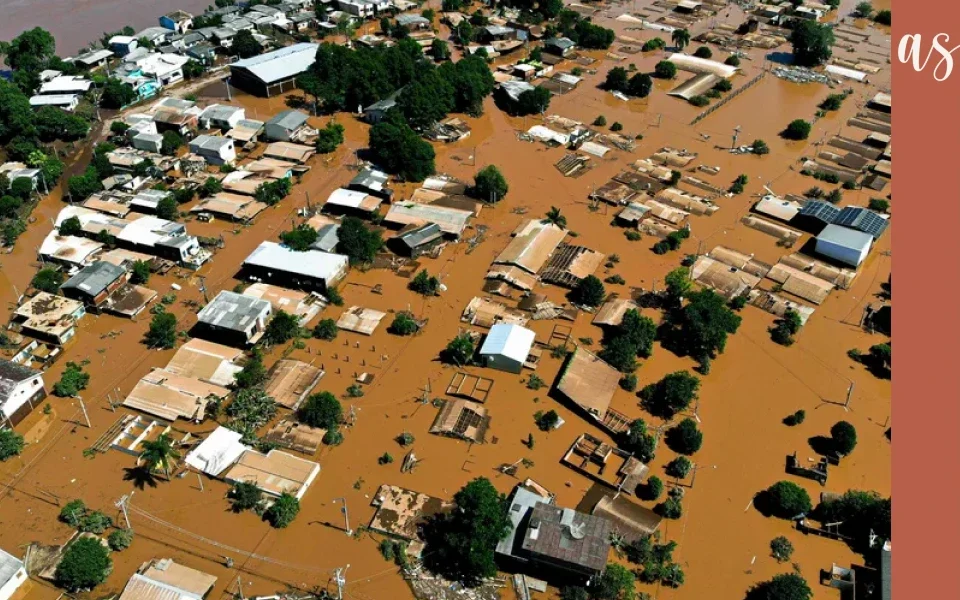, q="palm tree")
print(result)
[140,433,181,479]
[544,206,567,229]
[672,28,691,51]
